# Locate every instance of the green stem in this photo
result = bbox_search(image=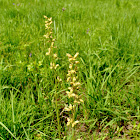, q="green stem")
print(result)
[55,75,61,139]
[72,127,75,140]
[55,97,61,139]
[72,105,76,140]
